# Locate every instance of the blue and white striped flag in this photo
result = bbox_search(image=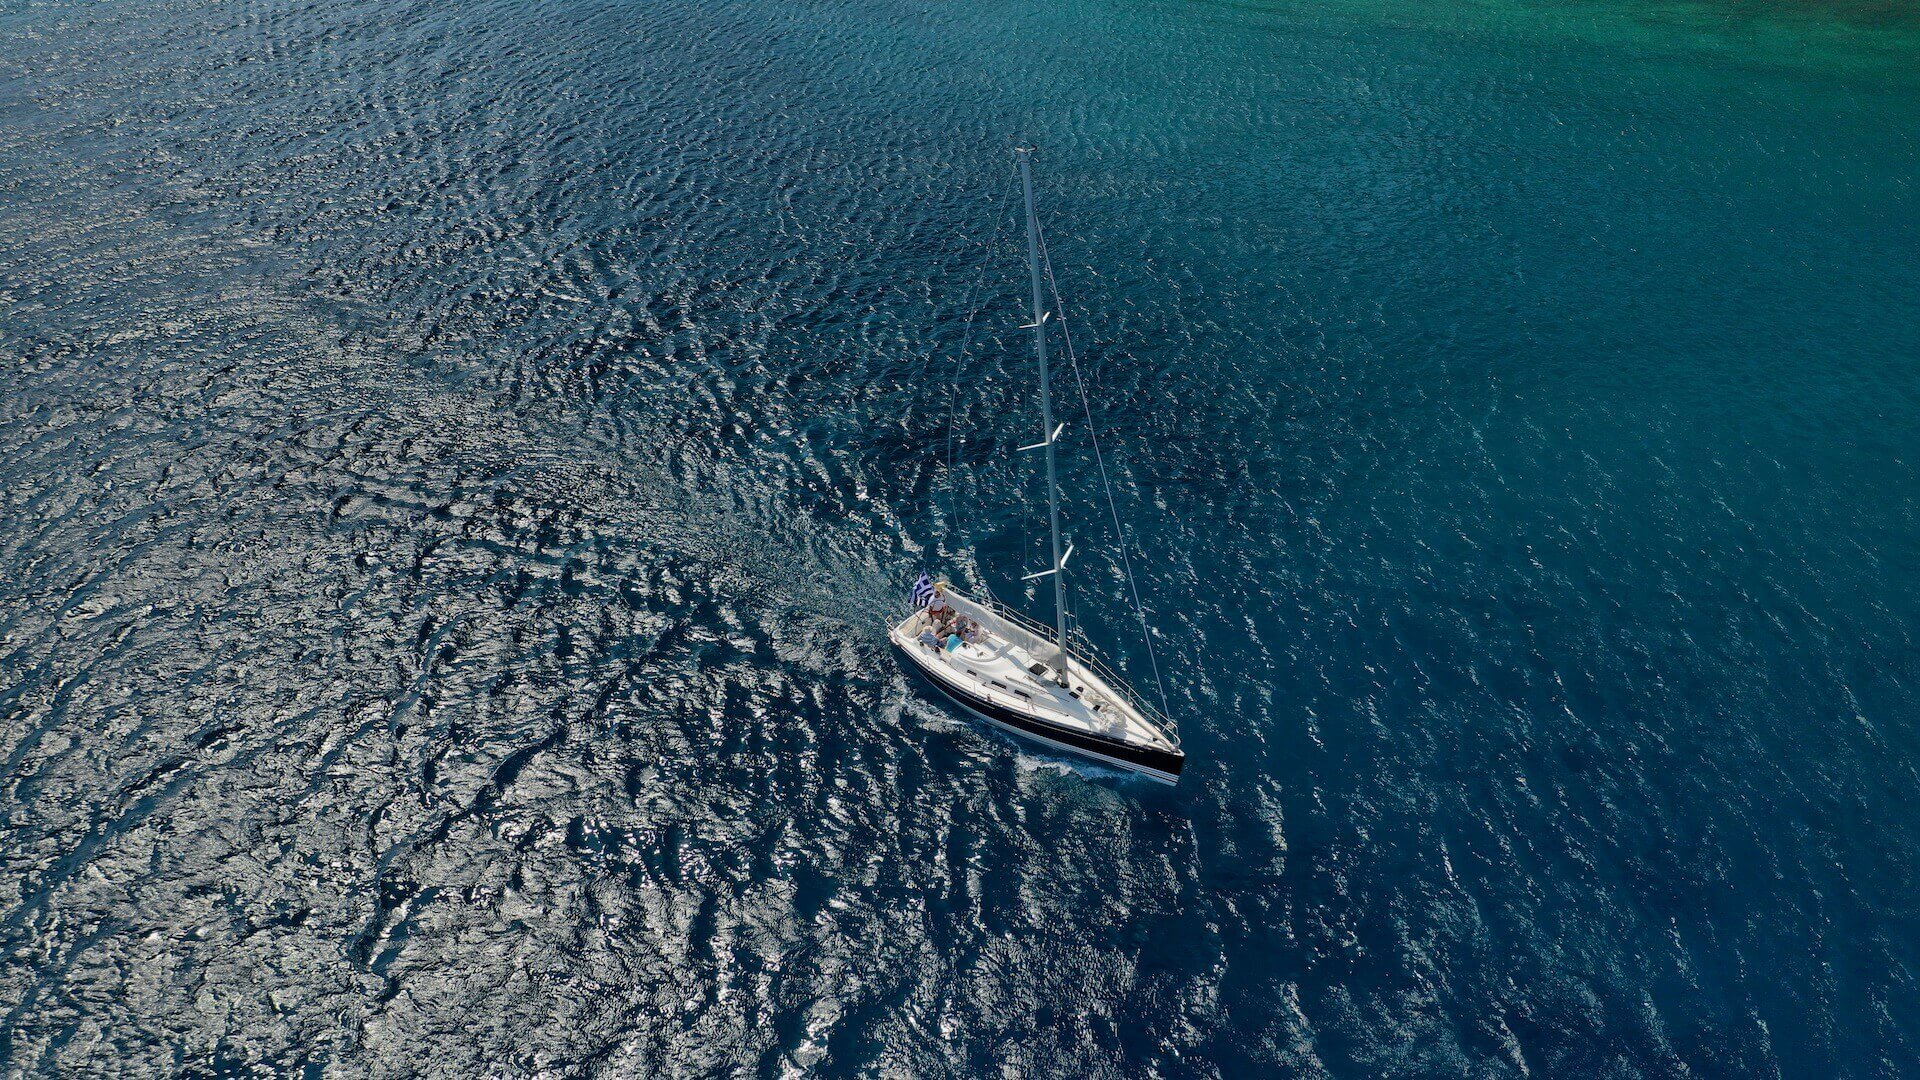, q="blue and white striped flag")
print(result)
[910,573,935,608]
